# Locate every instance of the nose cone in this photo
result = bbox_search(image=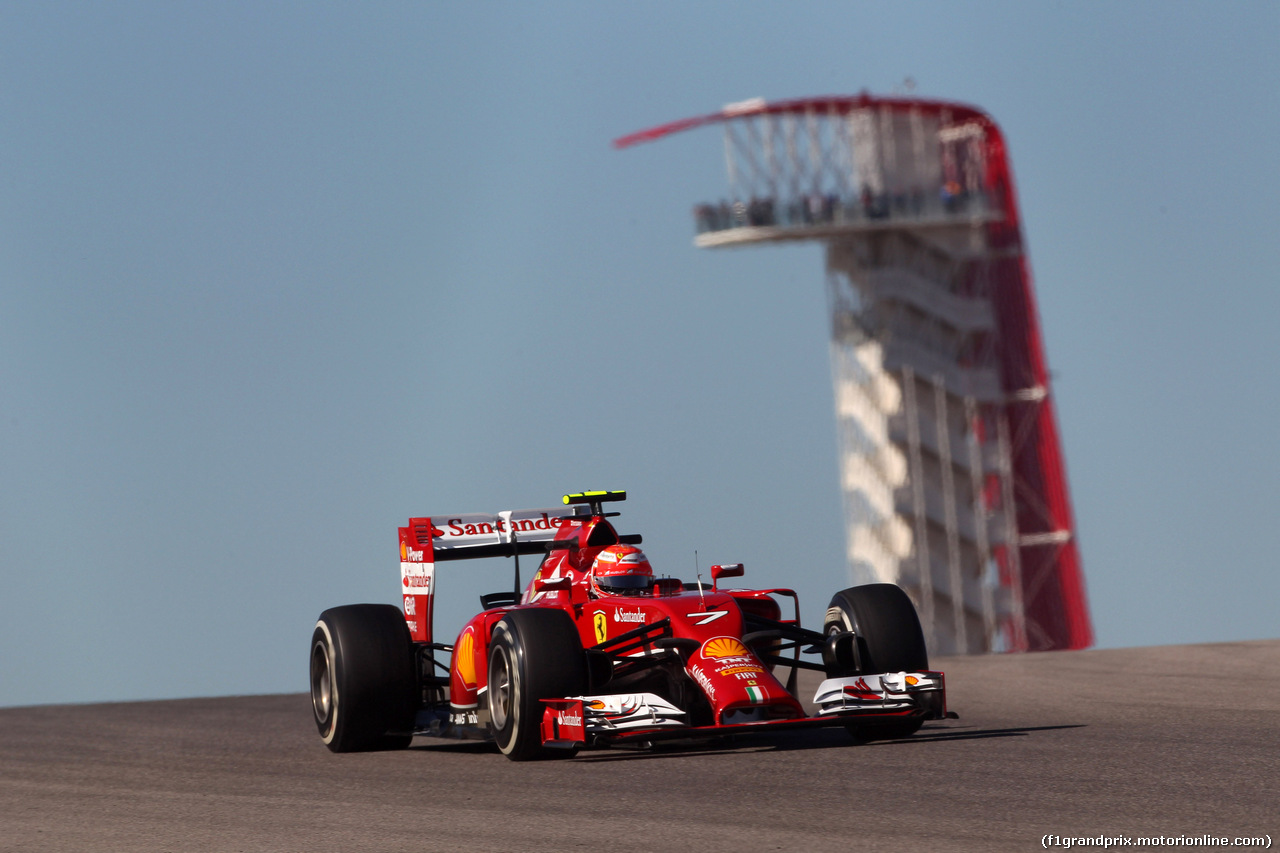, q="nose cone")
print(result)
[686,636,804,723]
